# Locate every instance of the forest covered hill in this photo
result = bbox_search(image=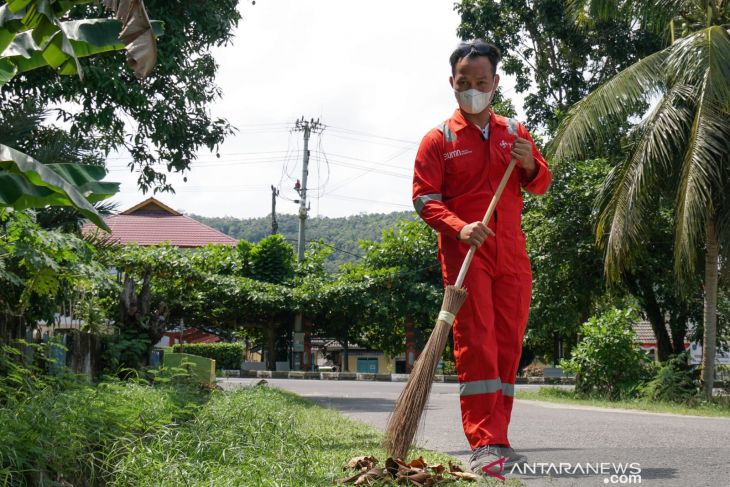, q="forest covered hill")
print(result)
[188,211,418,271]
